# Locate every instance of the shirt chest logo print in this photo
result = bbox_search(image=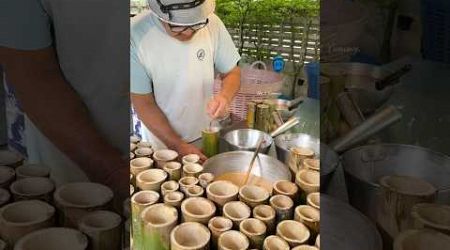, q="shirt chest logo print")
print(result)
[197,49,206,61]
